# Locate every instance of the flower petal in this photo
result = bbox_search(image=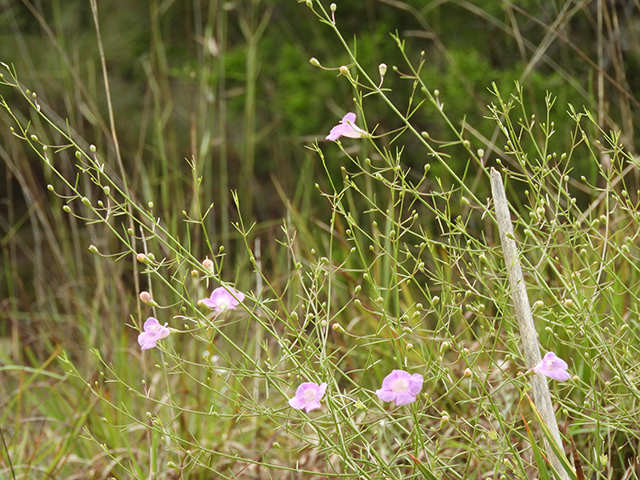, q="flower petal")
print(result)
[316,382,328,400]
[548,369,571,382]
[304,400,322,412]
[199,298,217,309]
[338,126,367,139]
[326,125,349,141]
[407,374,424,395]
[375,388,396,403]
[143,317,161,330]
[380,370,402,389]
[138,331,157,350]
[341,112,356,124]
[289,396,307,410]
[393,391,417,406]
